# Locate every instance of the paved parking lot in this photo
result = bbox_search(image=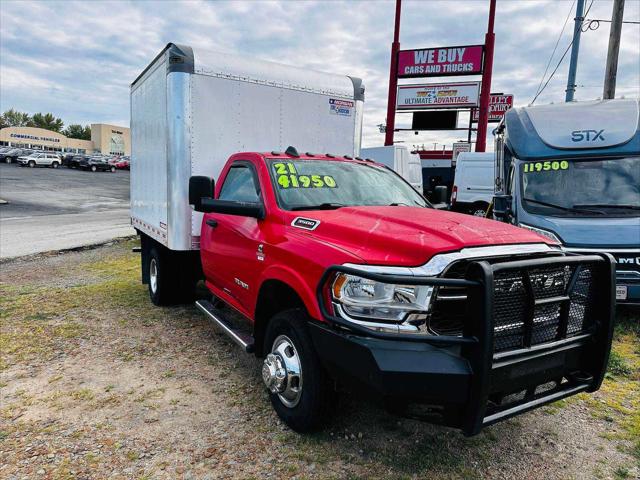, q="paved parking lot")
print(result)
[0,163,133,259]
